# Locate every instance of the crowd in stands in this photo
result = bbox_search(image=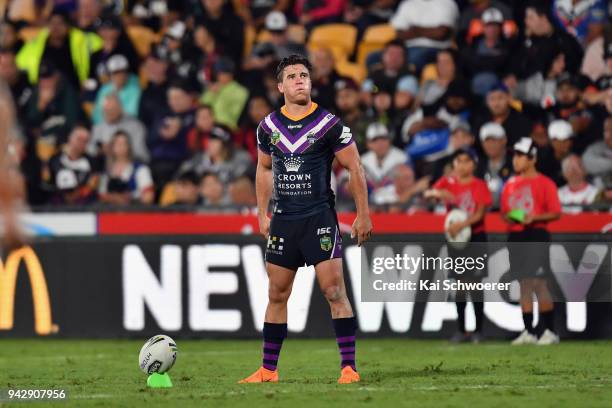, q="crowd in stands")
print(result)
[0,0,611,213]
